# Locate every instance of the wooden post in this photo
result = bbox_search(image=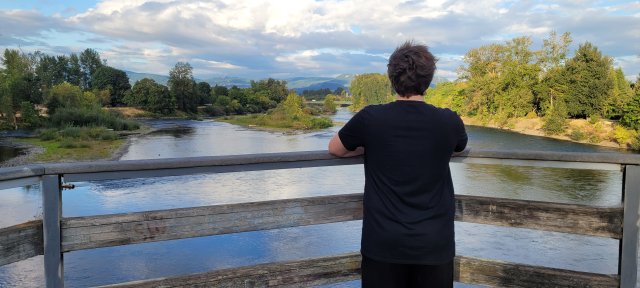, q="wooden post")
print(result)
[620,165,640,287]
[42,175,63,288]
